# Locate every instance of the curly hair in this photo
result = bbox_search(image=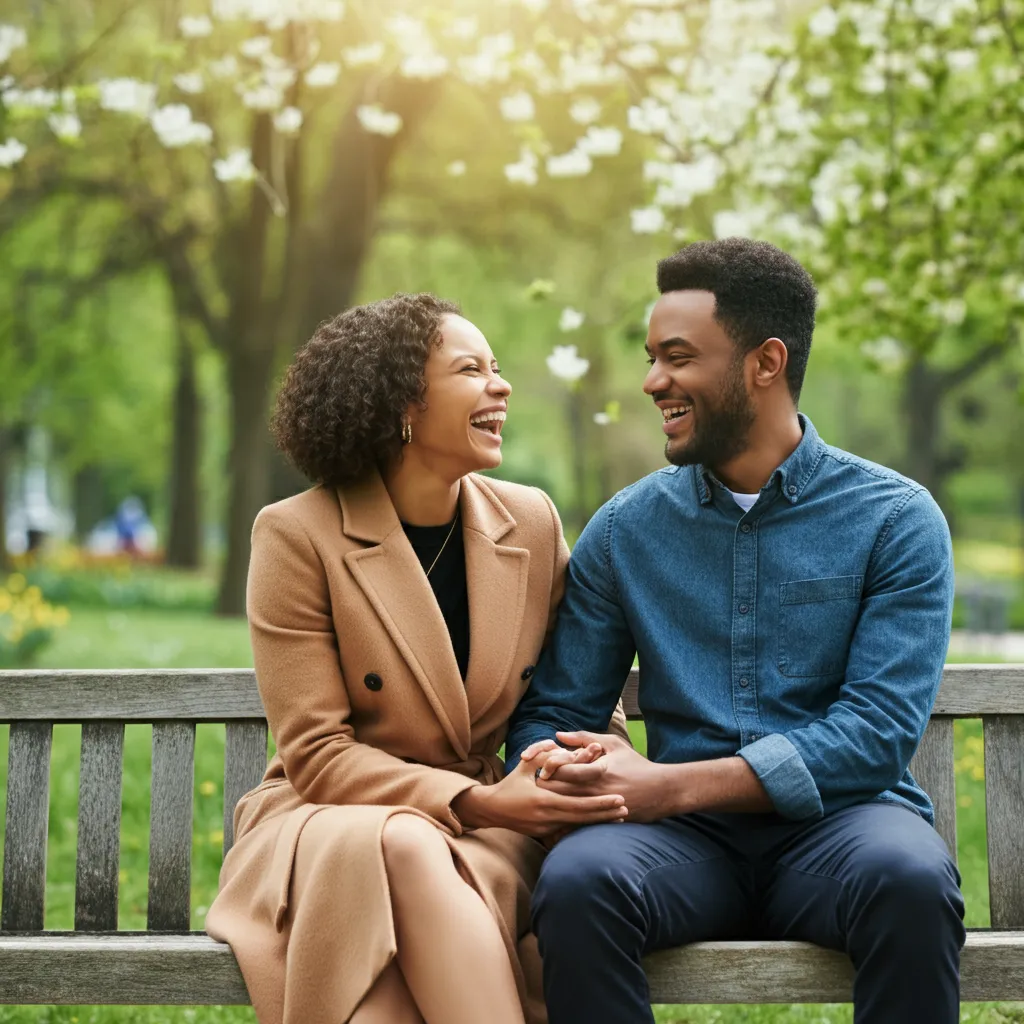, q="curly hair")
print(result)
[656,238,817,401]
[272,293,461,487]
